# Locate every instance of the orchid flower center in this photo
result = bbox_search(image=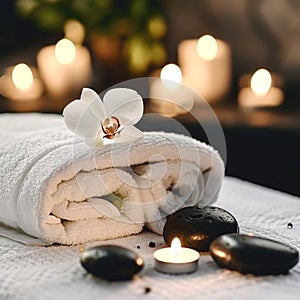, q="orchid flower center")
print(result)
[101,116,121,139]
